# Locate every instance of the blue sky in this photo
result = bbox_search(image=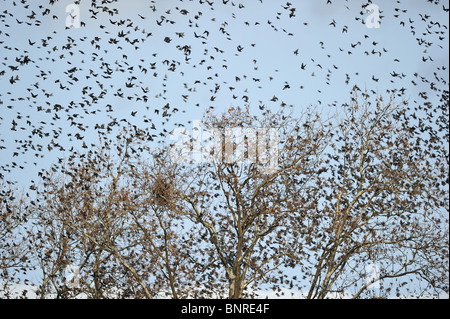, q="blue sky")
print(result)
[1,1,448,189]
